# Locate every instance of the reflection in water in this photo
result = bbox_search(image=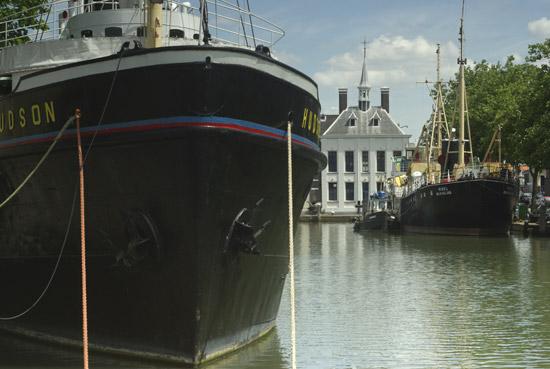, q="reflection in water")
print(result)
[281,224,550,369]
[2,224,550,368]
[205,328,285,369]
